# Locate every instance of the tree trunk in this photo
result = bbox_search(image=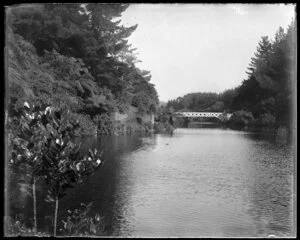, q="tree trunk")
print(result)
[33,177,37,234]
[54,197,59,236]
